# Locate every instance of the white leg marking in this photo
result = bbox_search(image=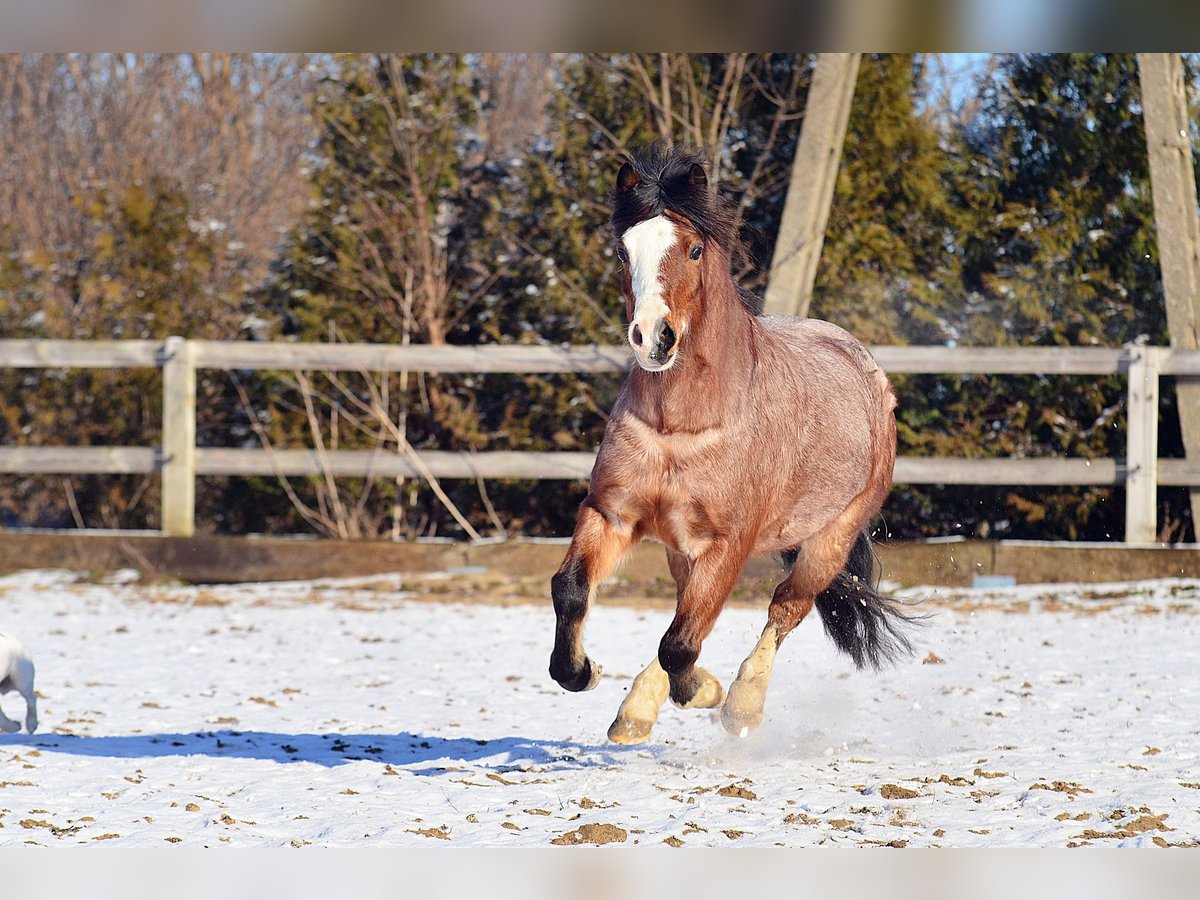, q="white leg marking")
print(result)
[607,658,670,745]
[721,626,779,737]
